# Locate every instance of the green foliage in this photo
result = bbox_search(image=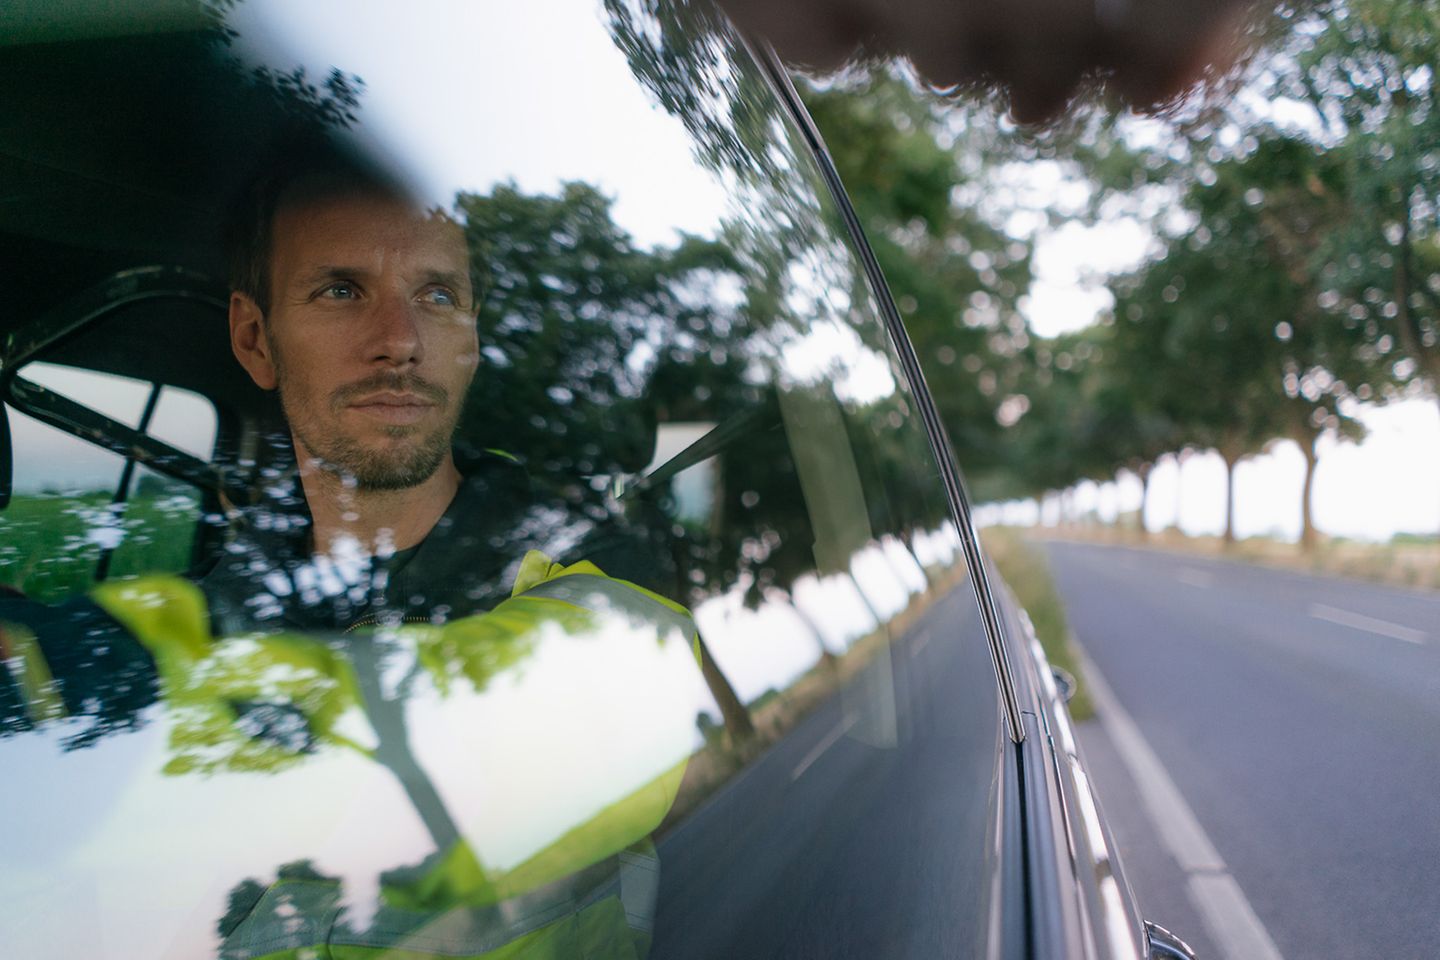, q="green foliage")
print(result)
[458,180,736,477]
[799,70,1033,474]
[0,491,200,602]
[1289,0,1440,399]
[968,1,1439,543]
